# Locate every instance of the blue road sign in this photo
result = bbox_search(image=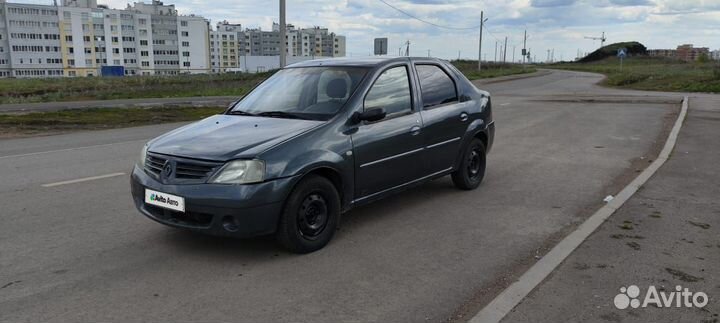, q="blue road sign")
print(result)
[617,48,627,58]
